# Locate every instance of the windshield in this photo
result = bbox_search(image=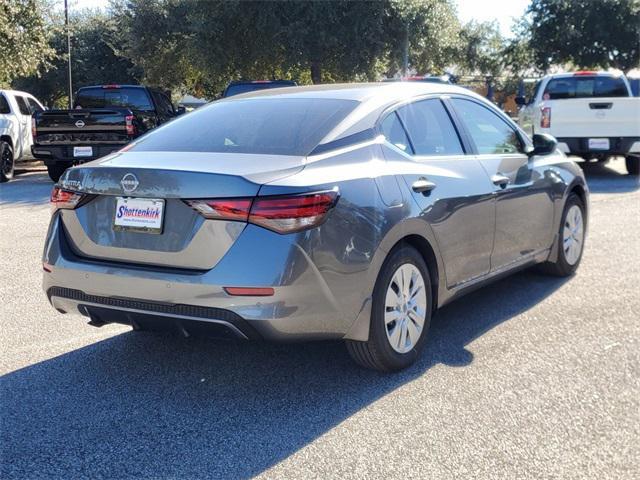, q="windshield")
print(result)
[224,82,296,98]
[75,87,154,110]
[543,76,629,99]
[129,97,359,156]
